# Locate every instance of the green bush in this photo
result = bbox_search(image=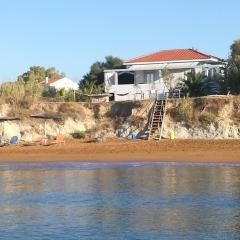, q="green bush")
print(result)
[172,98,194,123]
[43,87,77,102]
[71,131,85,139]
[199,113,216,126]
